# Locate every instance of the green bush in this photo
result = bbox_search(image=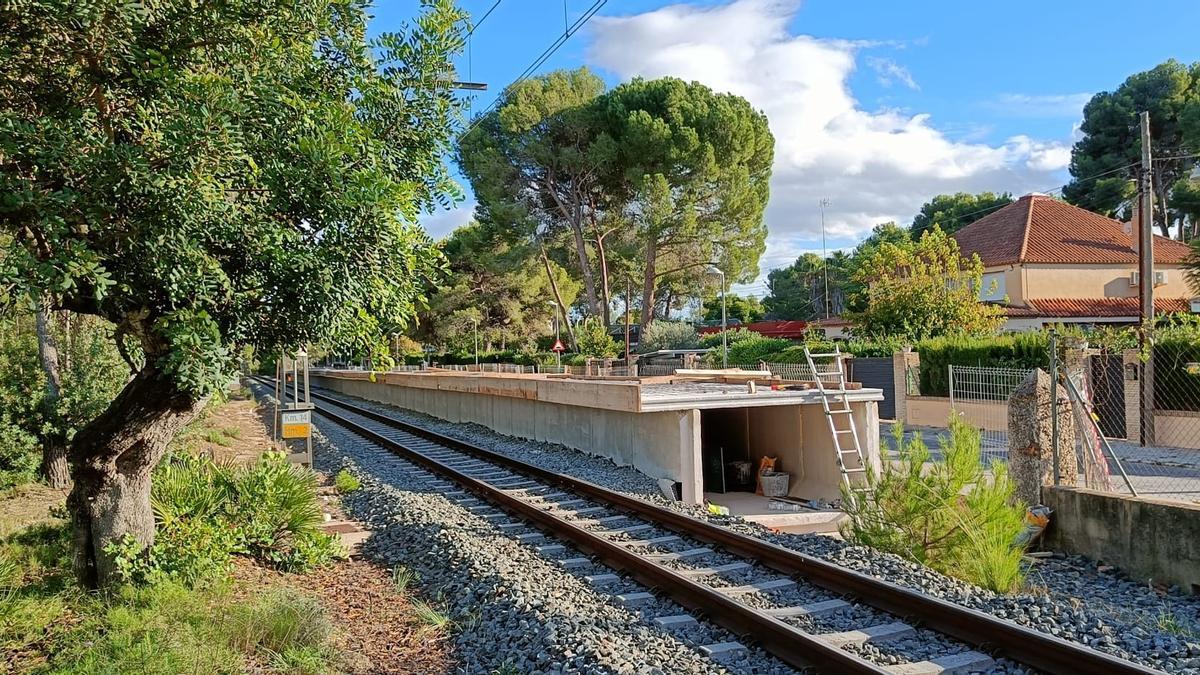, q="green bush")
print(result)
[722,336,794,365]
[840,418,1027,592]
[576,317,619,358]
[0,424,39,490]
[1154,328,1200,412]
[917,332,1049,397]
[698,327,758,349]
[113,455,345,585]
[334,469,361,494]
[637,321,699,353]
